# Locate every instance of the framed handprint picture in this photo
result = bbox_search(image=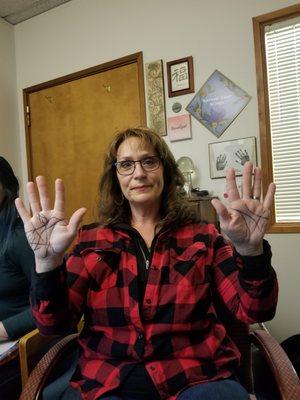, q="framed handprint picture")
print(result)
[208,136,257,179]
